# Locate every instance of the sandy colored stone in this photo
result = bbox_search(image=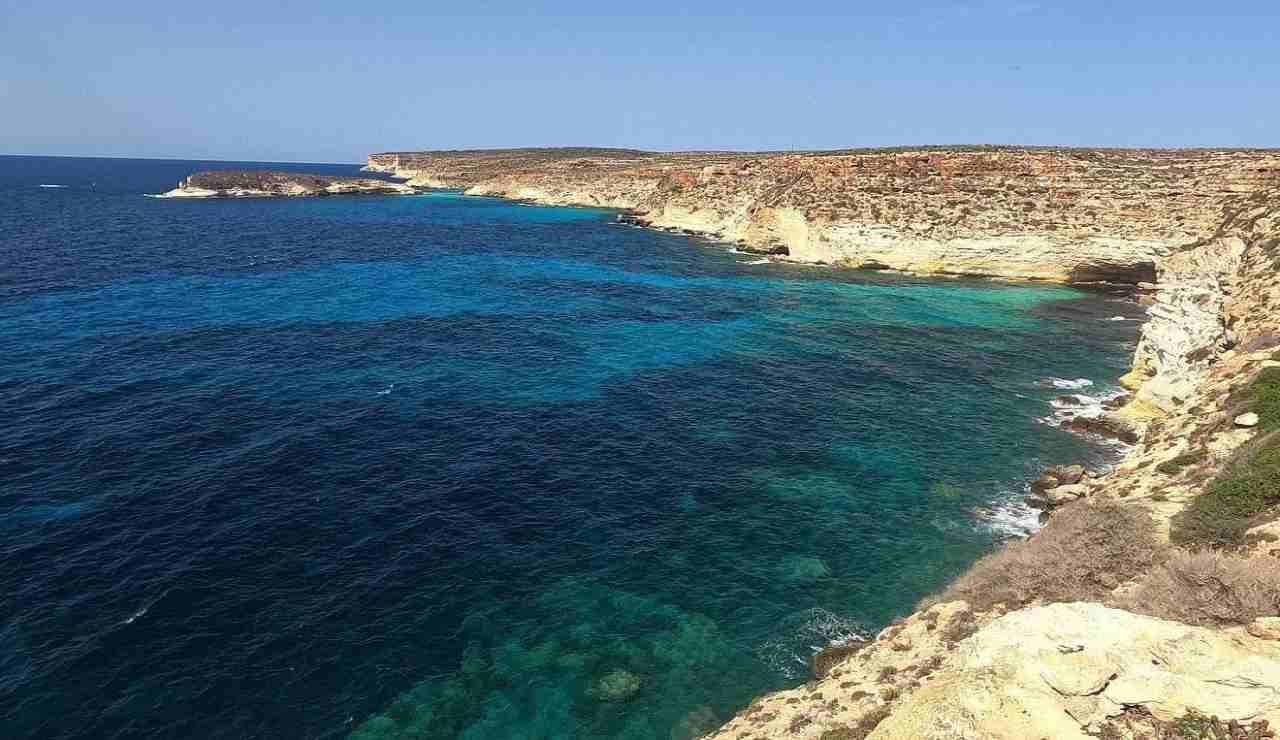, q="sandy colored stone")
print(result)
[1249,618,1280,641]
